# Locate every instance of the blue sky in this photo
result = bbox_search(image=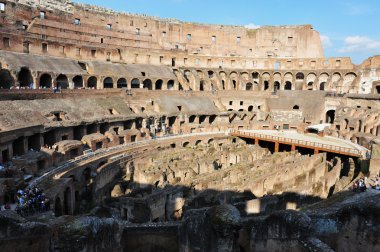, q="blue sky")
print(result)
[74,0,380,64]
